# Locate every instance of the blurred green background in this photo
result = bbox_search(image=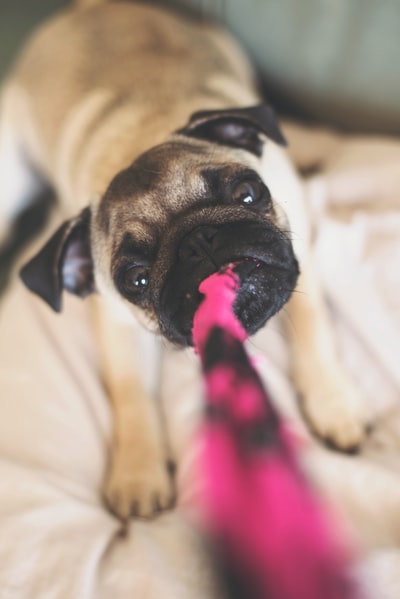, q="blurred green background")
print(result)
[0,0,65,80]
